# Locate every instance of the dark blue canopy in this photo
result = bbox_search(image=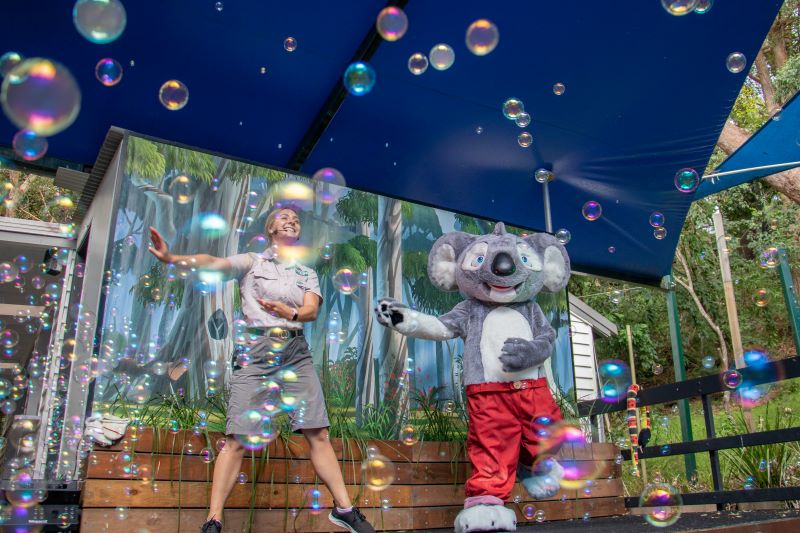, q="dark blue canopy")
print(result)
[0,0,784,285]
[695,90,800,200]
